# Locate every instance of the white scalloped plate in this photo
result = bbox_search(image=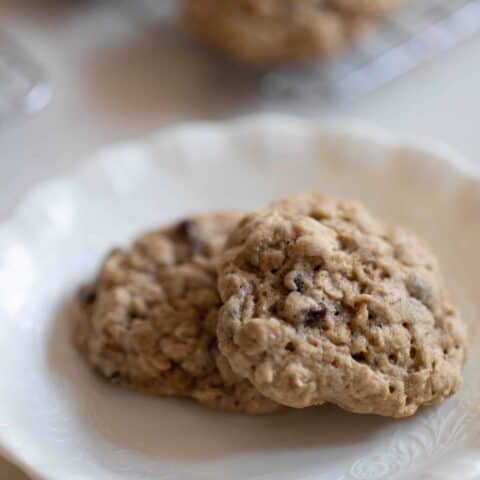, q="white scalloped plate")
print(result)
[1,116,480,480]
